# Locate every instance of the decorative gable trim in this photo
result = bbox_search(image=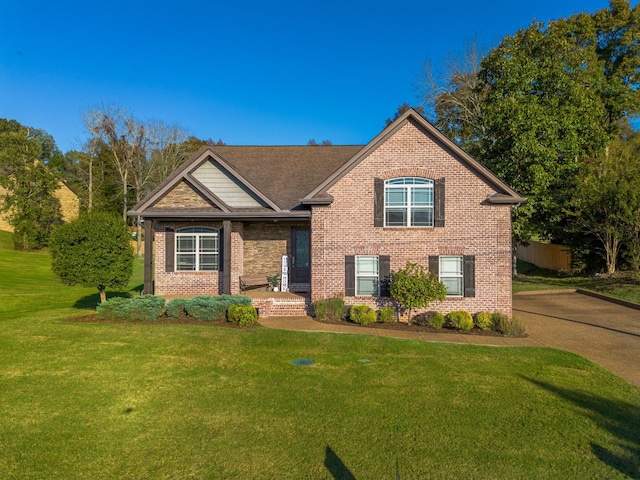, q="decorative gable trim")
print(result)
[303,109,525,205]
[129,147,282,216]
